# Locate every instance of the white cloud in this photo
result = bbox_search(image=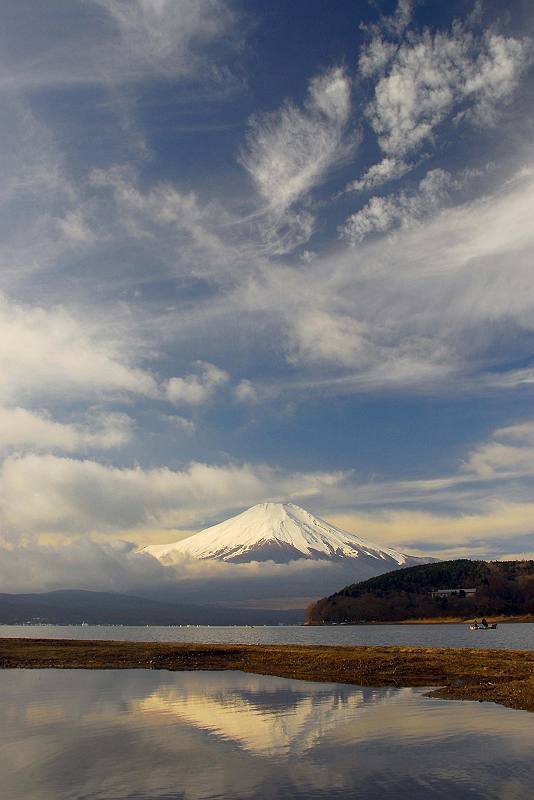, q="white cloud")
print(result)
[0,538,173,595]
[166,361,229,406]
[0,534,378,602]
[55,210,97,245]
[288,311,369,370]
[344,157,412,193]
[358,1,413,78]
[162,414,196,434]
[0,454,348,536]
[462,422,534,480]
[341,167,453,243]
[0,293,158,404]
[0,417,534,578]
[361,23,530,158]
[0,0,237,90]
[359,36,398,79]
[89,166,243,279]
[288,307,454,387]
[233,163,534,391]
[0,408,133,453]
[0,95,94,289]
[488,368,534,389]
[240,67,353,214]
[234,379,258,404]
[94,0,233,75]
